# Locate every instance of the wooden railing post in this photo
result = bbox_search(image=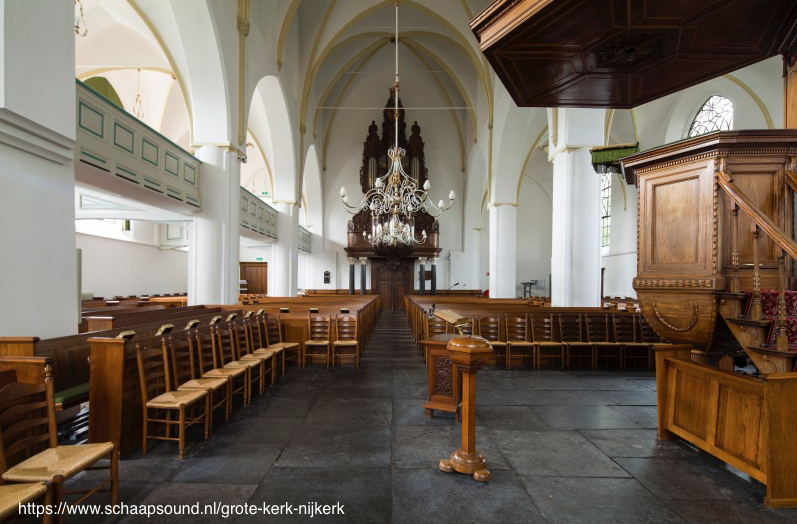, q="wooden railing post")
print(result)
[777,252,788,351]
[751,225,762,320]
[732,204,740,293]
